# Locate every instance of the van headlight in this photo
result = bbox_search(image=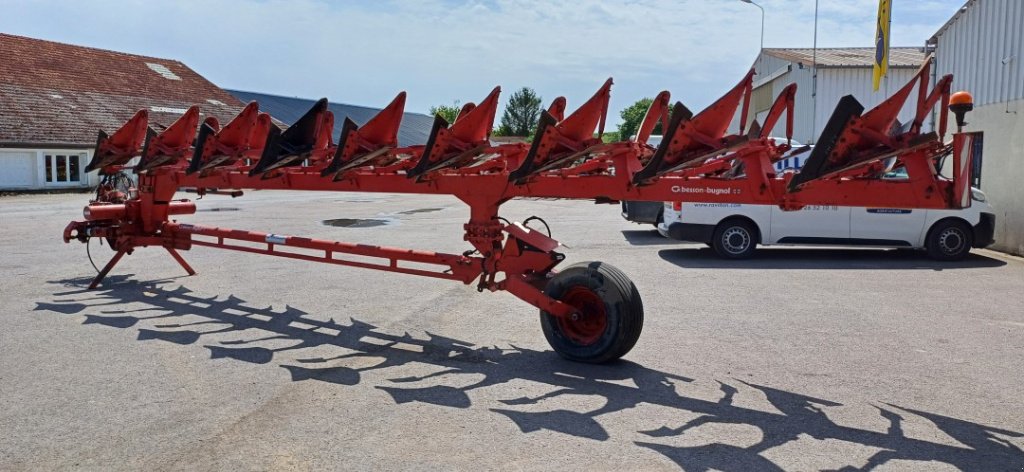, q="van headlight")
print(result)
[970,188,986,203]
